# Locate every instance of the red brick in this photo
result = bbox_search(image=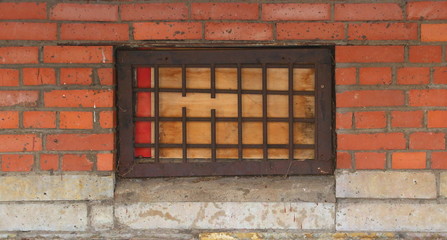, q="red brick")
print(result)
[336,112,352,129]
[408,1,447,20]
[0,47,38,64]
[391,111,423,128]
[23,68,56,85]
[100,111,115,129]
[359,67,392,85]
[0,22,56,41]
[433,67,447,84]
[409,46,442,63]
[44,90,113,108]
[355,152,386,169]
[432,152,447,169]
[335,3,402,21]
[134,22,202,40]
[409,89,447,106]
[422,24,447,42]
[40,154,58,171]
[43,46,113,64]
[0,111,18,129]
[262,3,330,20]
[338,133,406,150]
[335,68,356,85]
[23,111,56,129]
[336,46,404,63]
[410,132,445,150]
[337,90,404,108]
[397,67,430,85]
[337,152,352,169]
[355,111,386,129]
[50,3,118,21]
[61,23,128,41]
[206,23,273,41]
[0,134,41,152]
[1,155,34,172]
[348,23,417,40]
[0,69,19,86]
[60,112,93,129]
[62,154,93,171]
[428,111,447,128]
[46,134,114,151]
[97,153,114,171]
[0,91,38,107]
[392,152,426,169]
[277,23,344,40]
[0,2,46,20]
[121,3,187,21]
[97,68,114,85]
[60,68,93,85]
[193,3,258,20]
